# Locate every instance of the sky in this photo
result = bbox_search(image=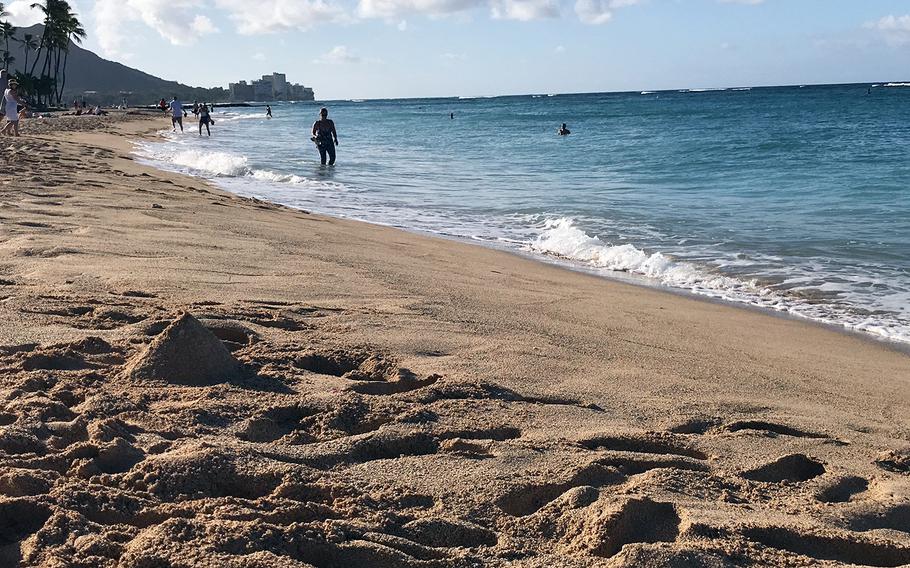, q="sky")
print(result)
[4,0,910,99]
